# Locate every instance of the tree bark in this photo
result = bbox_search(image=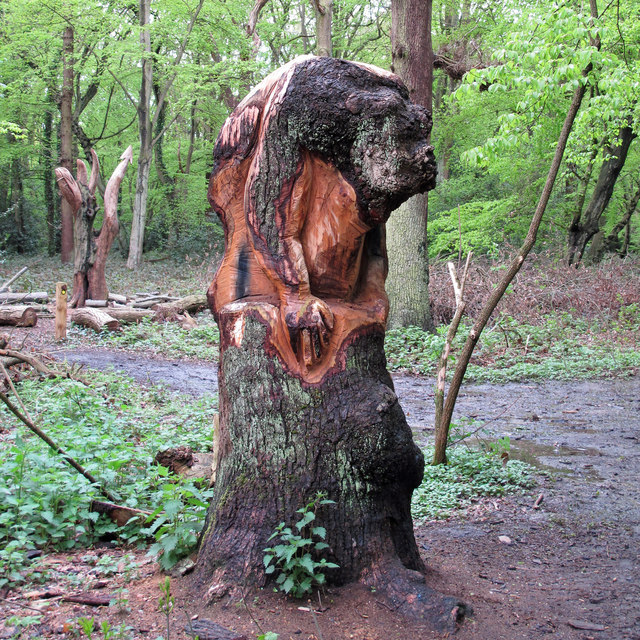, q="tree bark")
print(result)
[313,0,332,57]
[127,0,153,270]
[193,57,464,630]
[44,109,57,256]
[386,0,434,330]
[60,26,74,263]
[567,125,636,265]
[0,306,38,327]
[56,147,132,307]
[70,308,120,332]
